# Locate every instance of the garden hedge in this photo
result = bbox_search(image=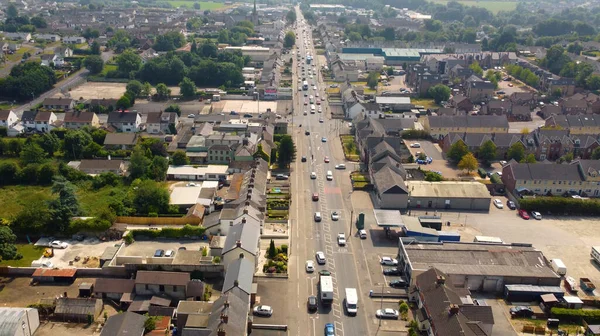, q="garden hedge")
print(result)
[551,307,600,323]
[519,197,600,215]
